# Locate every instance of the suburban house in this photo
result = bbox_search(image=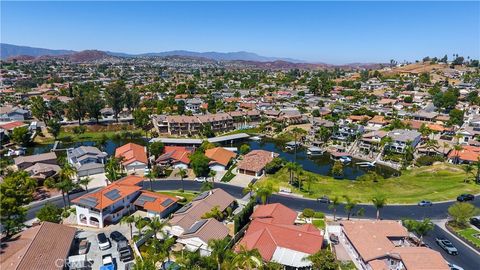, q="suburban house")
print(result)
[367,115,388,130]
[156,146,192,169]
[185,98,203,113]
[115,142,148,172]
[67,146,107,177]
[72,175,144,228]
[386,129,422,153]
[0,105,30,121]
[0,222,76,270]
[0,121,28,136]
[335,220,449,270]
[153,113,235,135]
[14,152,60,182]
[359,130,387,152]
[237,150,278,176]
[204,147,237,171]
[168,189,236,255]
[448,145,480,164]
[132,190,179,218]
[332,123,364,141]
[236,203,324,268]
